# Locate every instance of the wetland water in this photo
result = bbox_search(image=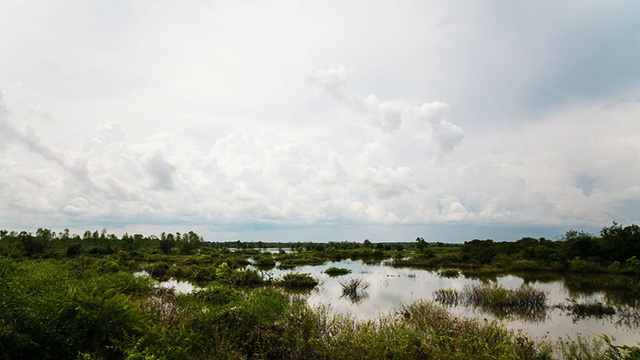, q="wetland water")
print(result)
[265,260,640,345]
[147,259,640,345]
